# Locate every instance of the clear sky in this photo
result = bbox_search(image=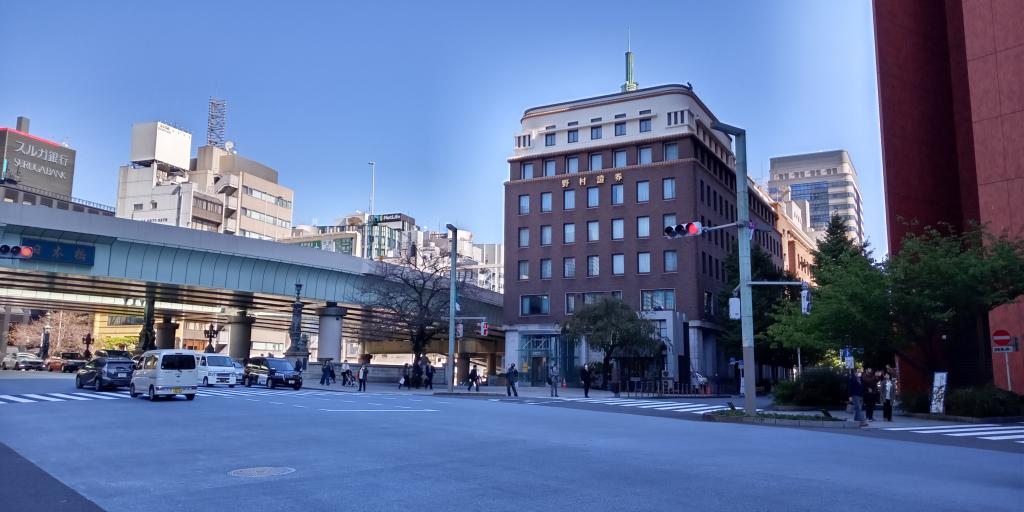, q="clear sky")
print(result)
[0,0,886,253]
